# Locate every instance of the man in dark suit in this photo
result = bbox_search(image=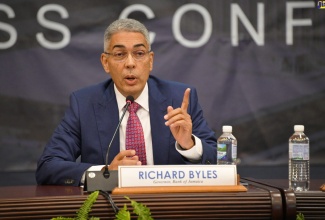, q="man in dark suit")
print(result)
[36,18,217,186]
